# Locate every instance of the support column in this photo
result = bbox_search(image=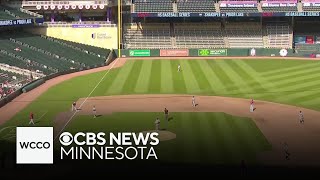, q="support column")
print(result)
[50,11,55,22]
[79,10,82,22]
